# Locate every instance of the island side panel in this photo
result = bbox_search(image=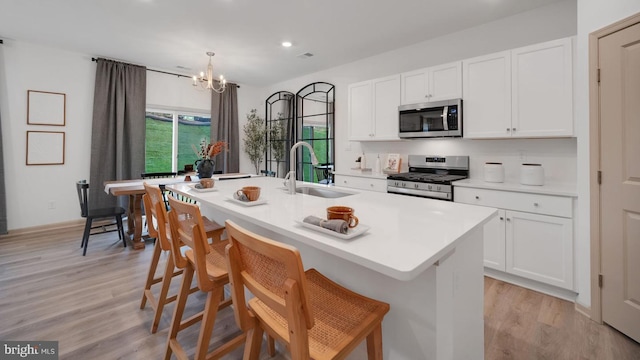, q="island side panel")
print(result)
[202,205,484,360]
